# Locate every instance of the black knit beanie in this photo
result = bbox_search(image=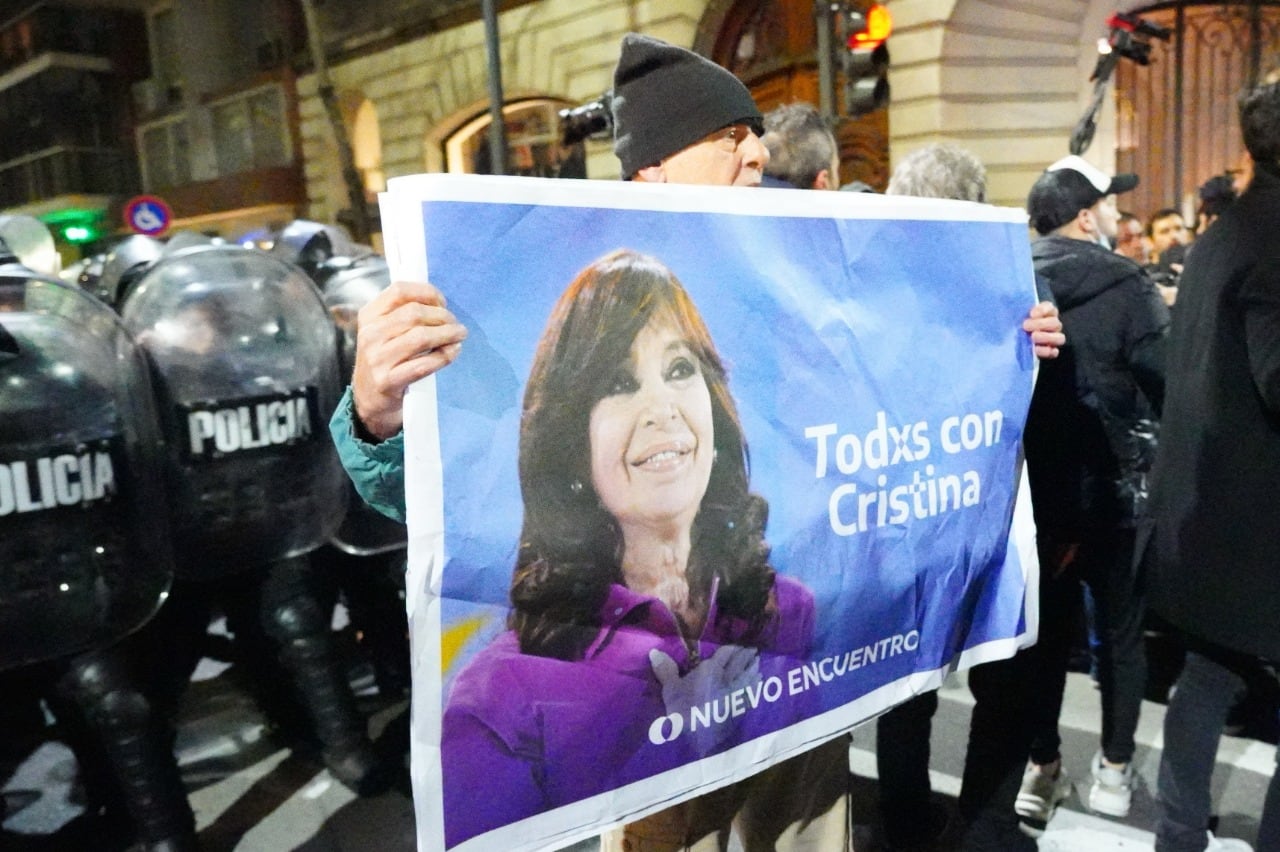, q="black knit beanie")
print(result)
[612,33,763,179]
